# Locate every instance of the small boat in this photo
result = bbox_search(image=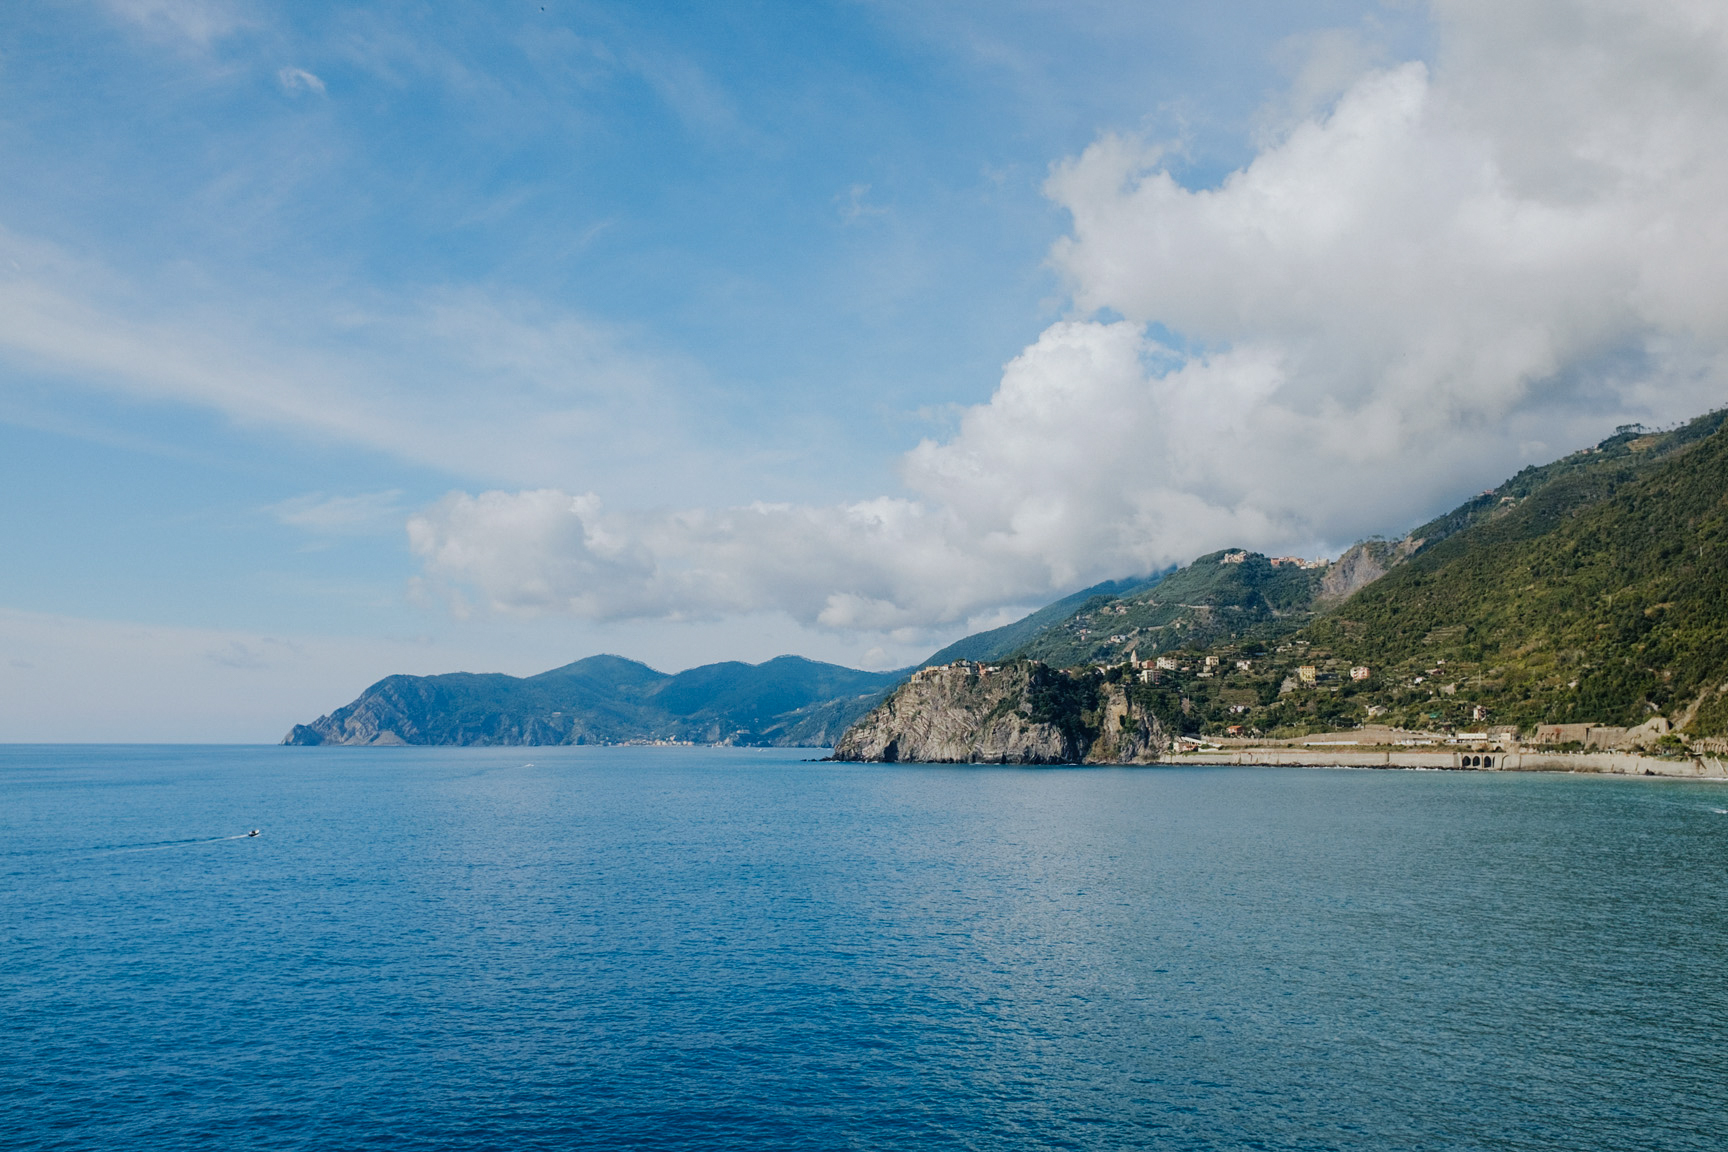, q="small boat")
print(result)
[248,830,260,837]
